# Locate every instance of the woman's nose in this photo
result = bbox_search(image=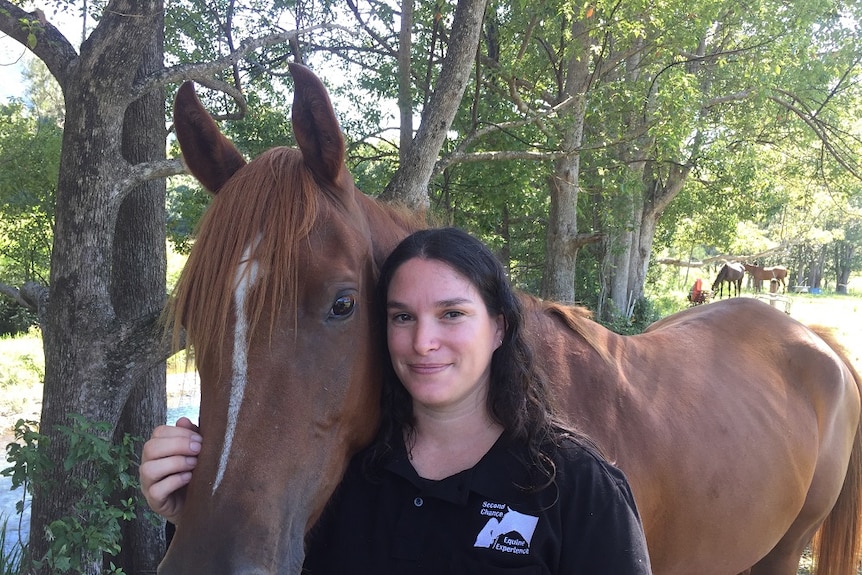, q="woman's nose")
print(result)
[412,320,439,353]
